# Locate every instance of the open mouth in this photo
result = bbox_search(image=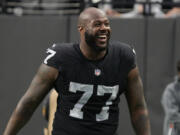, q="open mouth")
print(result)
[97,34,107,42]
